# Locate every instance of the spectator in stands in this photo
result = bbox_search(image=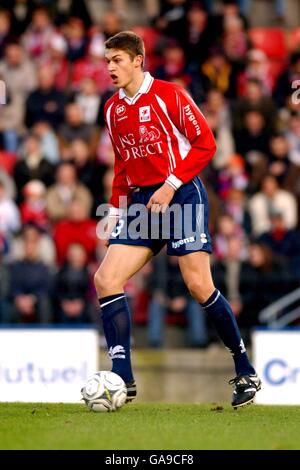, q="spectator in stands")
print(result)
[32,120,60,164]
[13,132,54,201]
[53,198,98,265]
[52,0,92,28]
[46,161,92,223]
[203,87,231,127]
[25,64,66,129]
[212,235,246,322]
[147,252,208,348]
[278,94,300,133]
[101,166,115,203]
[214,212,247,261]
[268,133,292,185]
[58,102,99,156]
[54,243,93,324]
[0,42,37,151]
[249,174,298,236]
[65,17,87,63]
[0,237,10,322]
[225,187,252,233]
[217,153,248,200]
[203,88,234,169]
[286,113,300,167]
[22,7,55,61]
[2,1,35,37]
[238,242,292,332]
[213,0,248,35]
[155,40,190,85]
[155,0,189,44]
[274,52,300,109]
[71,37,111,95]
[9,226,53,323]
[20,179,49,231]
[101,10,124,40]
[259,211,300,278]
[0,179,20,240]
[222,13,248,64]
[69,139,107,208]
[11,221,55,268]
[233,78,277,133]
[205,112,235,170]
[235,110,270,157]
[111,0,159,24]
[0,10,12,59]
[237,49,273,97]
[0,148,18,185]
[42,33,69,92]
[200,46,234,97]
[74,78,101,125]
[182,1,215,67]
[237,0,285,24]
[0,169,17,199]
